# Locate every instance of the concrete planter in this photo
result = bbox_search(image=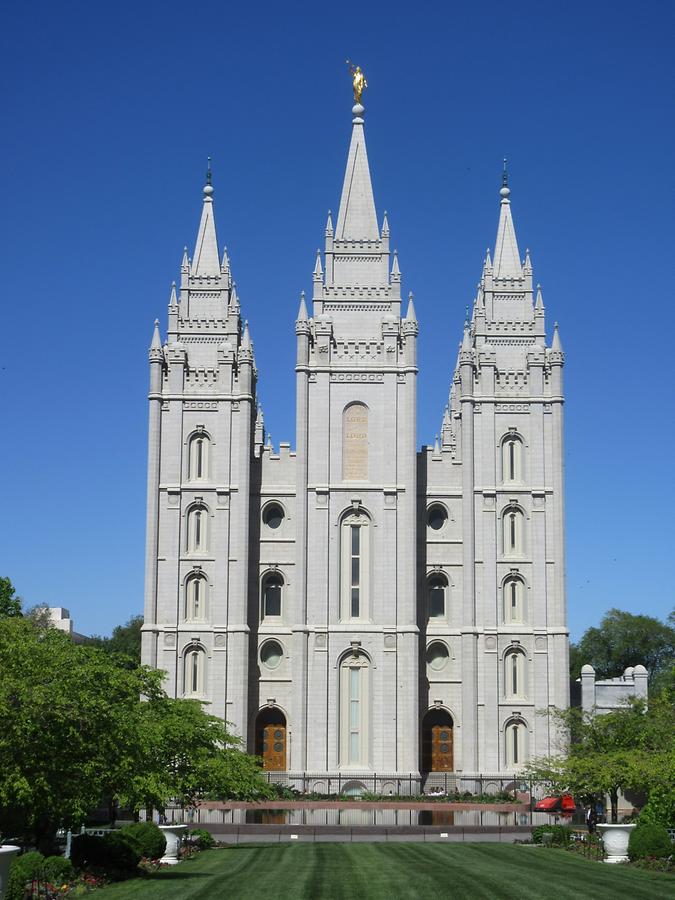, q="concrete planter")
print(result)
[597,823,636,863]
[158,824,188,865]
[0,846,20,900]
